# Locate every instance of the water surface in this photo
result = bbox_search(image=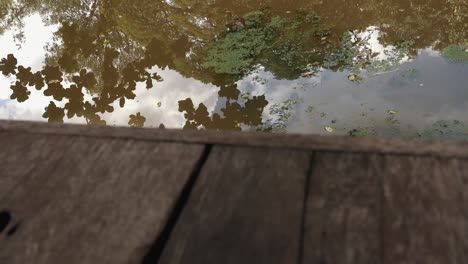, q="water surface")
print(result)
[1,0,467,139]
